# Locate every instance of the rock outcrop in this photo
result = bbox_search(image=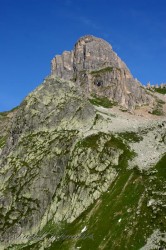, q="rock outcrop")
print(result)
[52,35,154,110]
[0,76,122,248]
